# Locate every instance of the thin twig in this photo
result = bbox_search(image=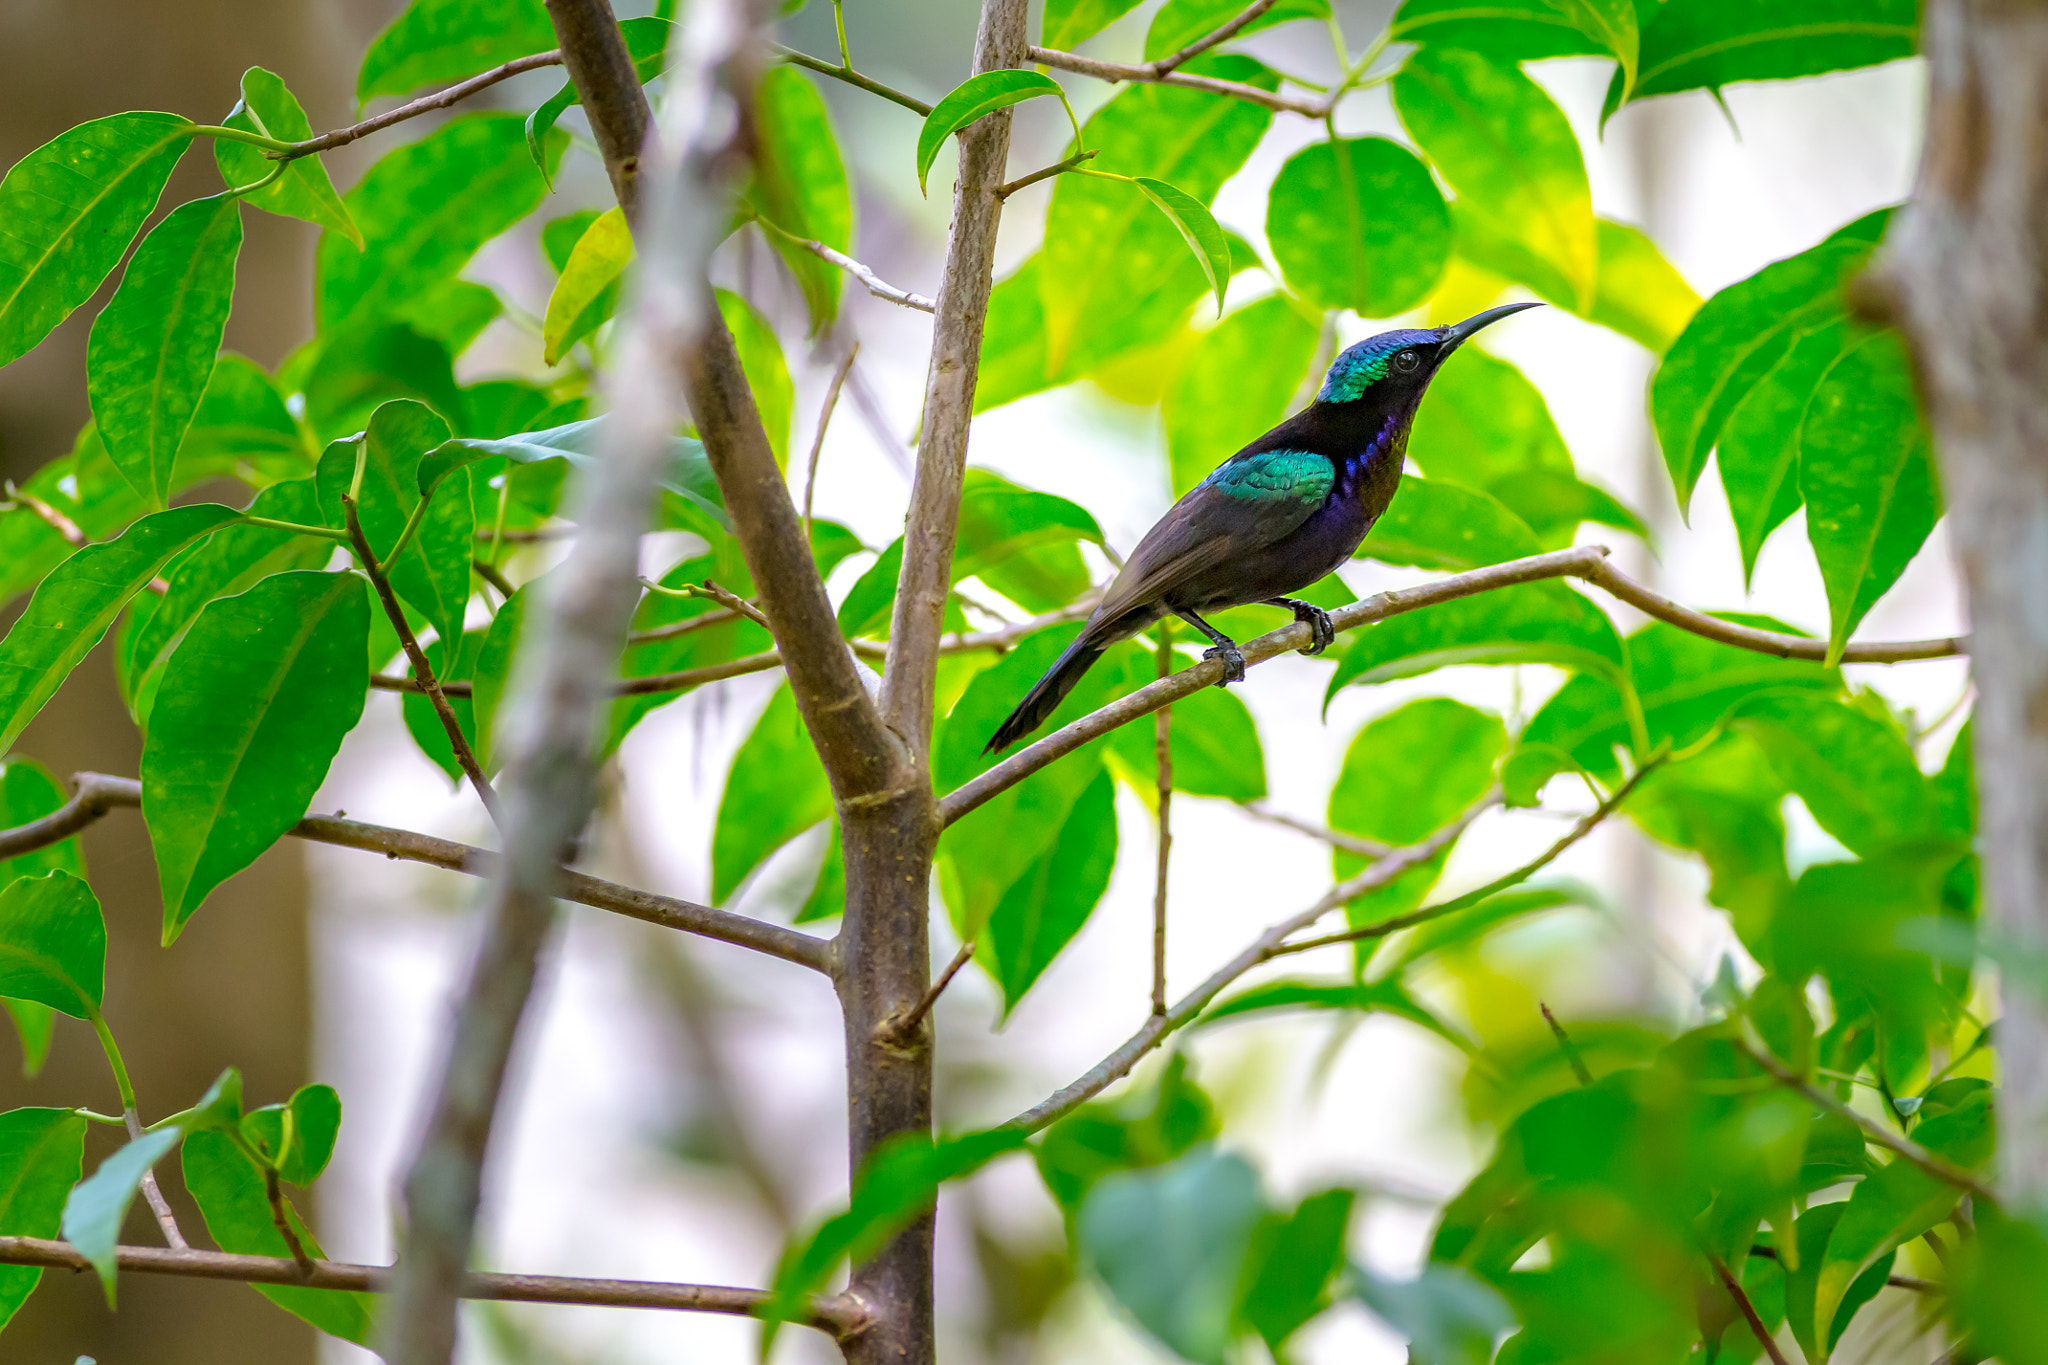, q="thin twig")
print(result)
[277,53,565,159]
[0,1235,863,1335]
[754,215,937,312]
[265,1169,315,1278]
[1541,1004,1594,1086]
[342,495,501,821]
[887,940,976,1043]
[1746,1244,1934,1293]
[1149,0,1277,74]
[472,558,516,600]
[1004,798,1493,1134]
[996,149,1098,198]
[124,1108,188,1251]
[803,343,859,536]
[1152,627,1172,1018]
[628,604,743,645]
[7,482,168,594]
[0,773,836,972]
[1738,1042,1998,1203]
[1712,1253,1792,1365]
[1027,45,1325,117]
[1240,802,1390,858]
[640,578,773,630]
[774,44,933,115]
